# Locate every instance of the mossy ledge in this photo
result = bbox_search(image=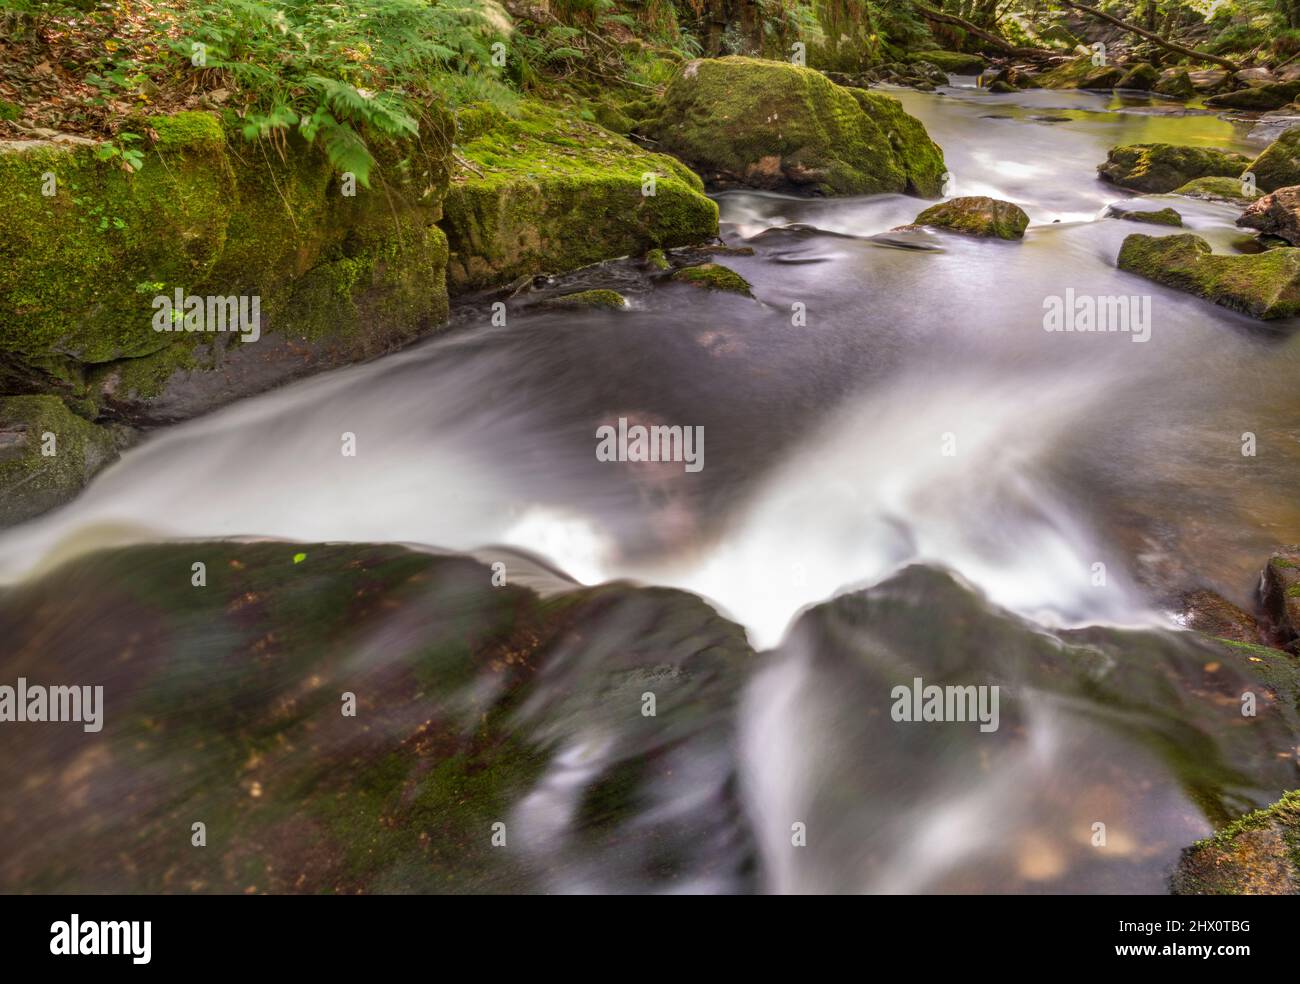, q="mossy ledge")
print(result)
[441,100,718,294]
[1173,790,1300,894]
[0,108,453,425]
